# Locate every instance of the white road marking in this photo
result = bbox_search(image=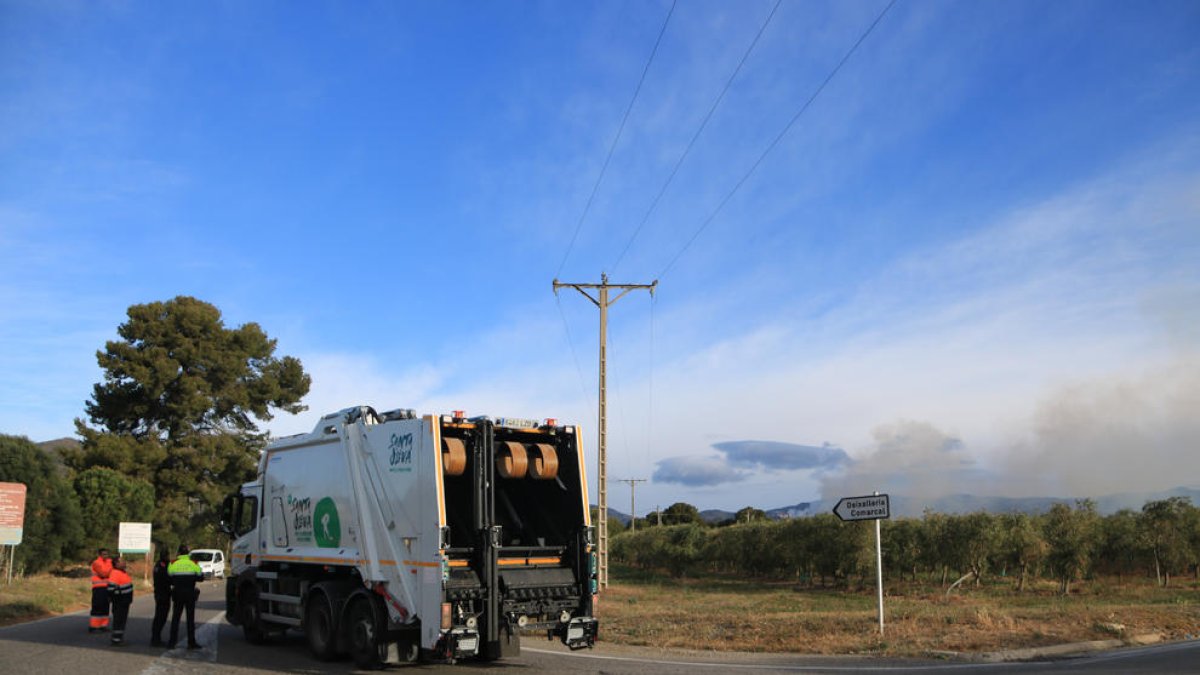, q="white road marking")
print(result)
[522,647,1024,672]
[140,611,224,674]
